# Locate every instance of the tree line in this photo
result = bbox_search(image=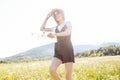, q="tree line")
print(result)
[76,45,120,57]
